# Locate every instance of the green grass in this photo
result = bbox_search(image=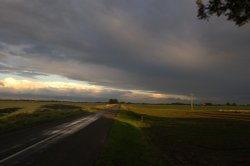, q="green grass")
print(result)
[0,100,108,133]
[97,109,164,166]
[99,104,250,166]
